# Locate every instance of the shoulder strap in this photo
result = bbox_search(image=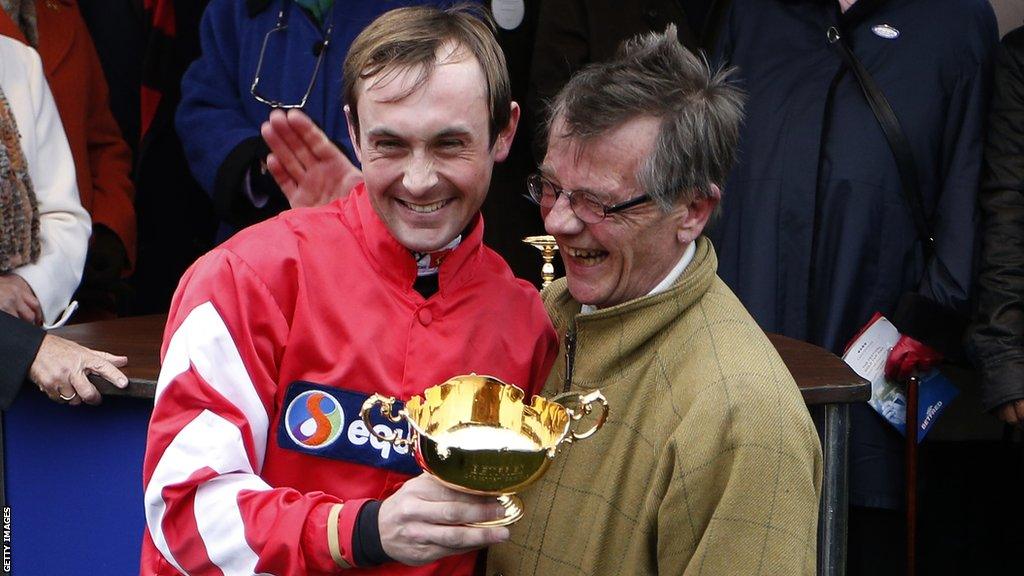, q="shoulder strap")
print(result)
[826,26,935,258]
